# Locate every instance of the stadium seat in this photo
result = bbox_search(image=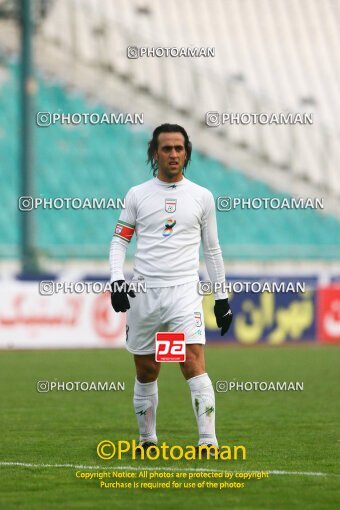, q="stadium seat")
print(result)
[0,60,339,260]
